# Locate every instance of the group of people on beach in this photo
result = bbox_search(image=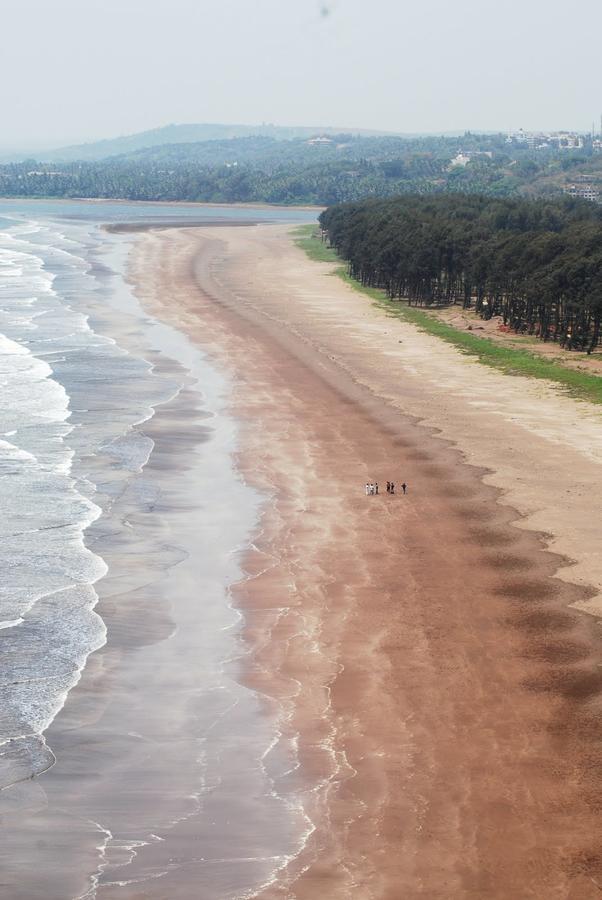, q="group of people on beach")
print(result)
[365,481,407,496]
